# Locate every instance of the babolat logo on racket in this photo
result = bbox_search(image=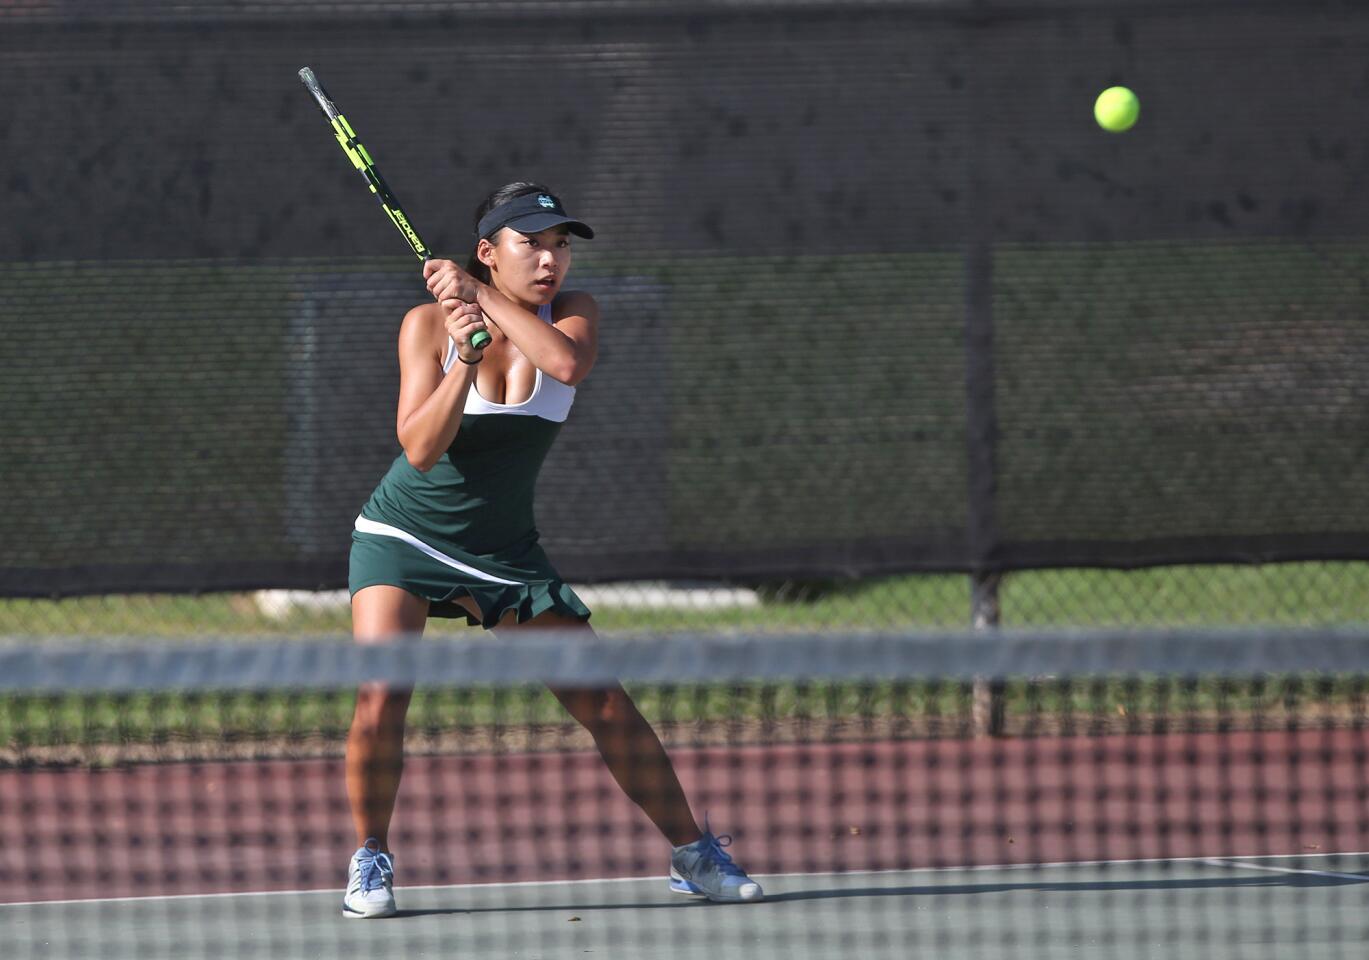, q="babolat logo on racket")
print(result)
[538,195,557,209]
[390,209,426,255]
